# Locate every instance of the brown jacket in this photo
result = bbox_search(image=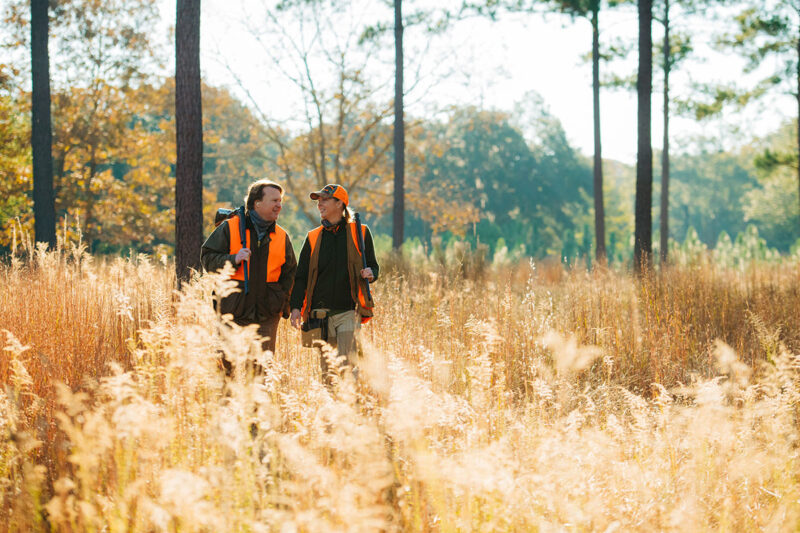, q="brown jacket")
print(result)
[201,215,297,321]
